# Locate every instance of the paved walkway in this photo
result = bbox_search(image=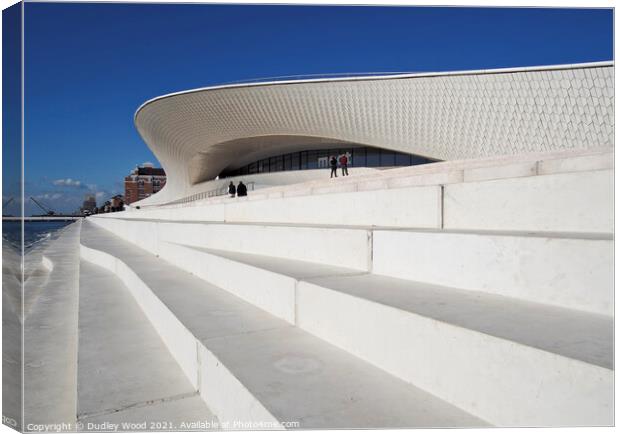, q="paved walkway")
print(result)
[24,221,82,430]
[77,260,216,430]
